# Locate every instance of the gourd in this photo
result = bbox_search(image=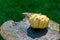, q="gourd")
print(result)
[29,14,49,29]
